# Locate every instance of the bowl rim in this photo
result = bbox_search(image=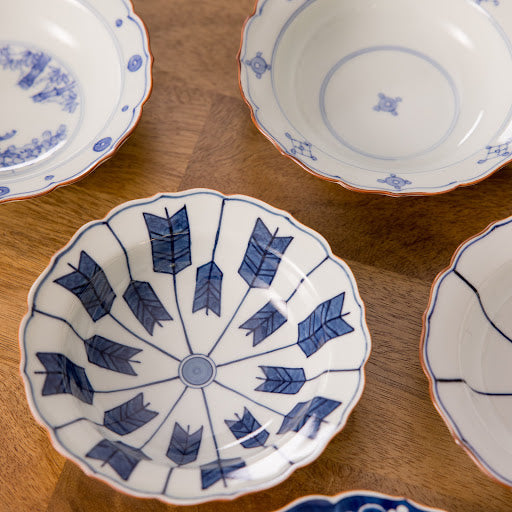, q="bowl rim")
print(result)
[237,0,512,197]
[274,489,447,512]
[19,188,372,504]
[0,0,153,204]
[420,214,512,489]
